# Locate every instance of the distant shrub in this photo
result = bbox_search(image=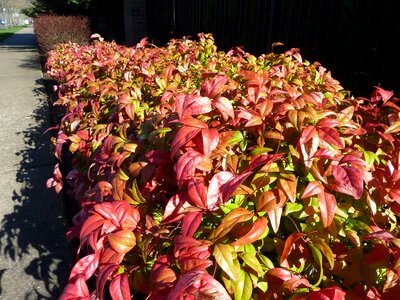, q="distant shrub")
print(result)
[33,15,90,54]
